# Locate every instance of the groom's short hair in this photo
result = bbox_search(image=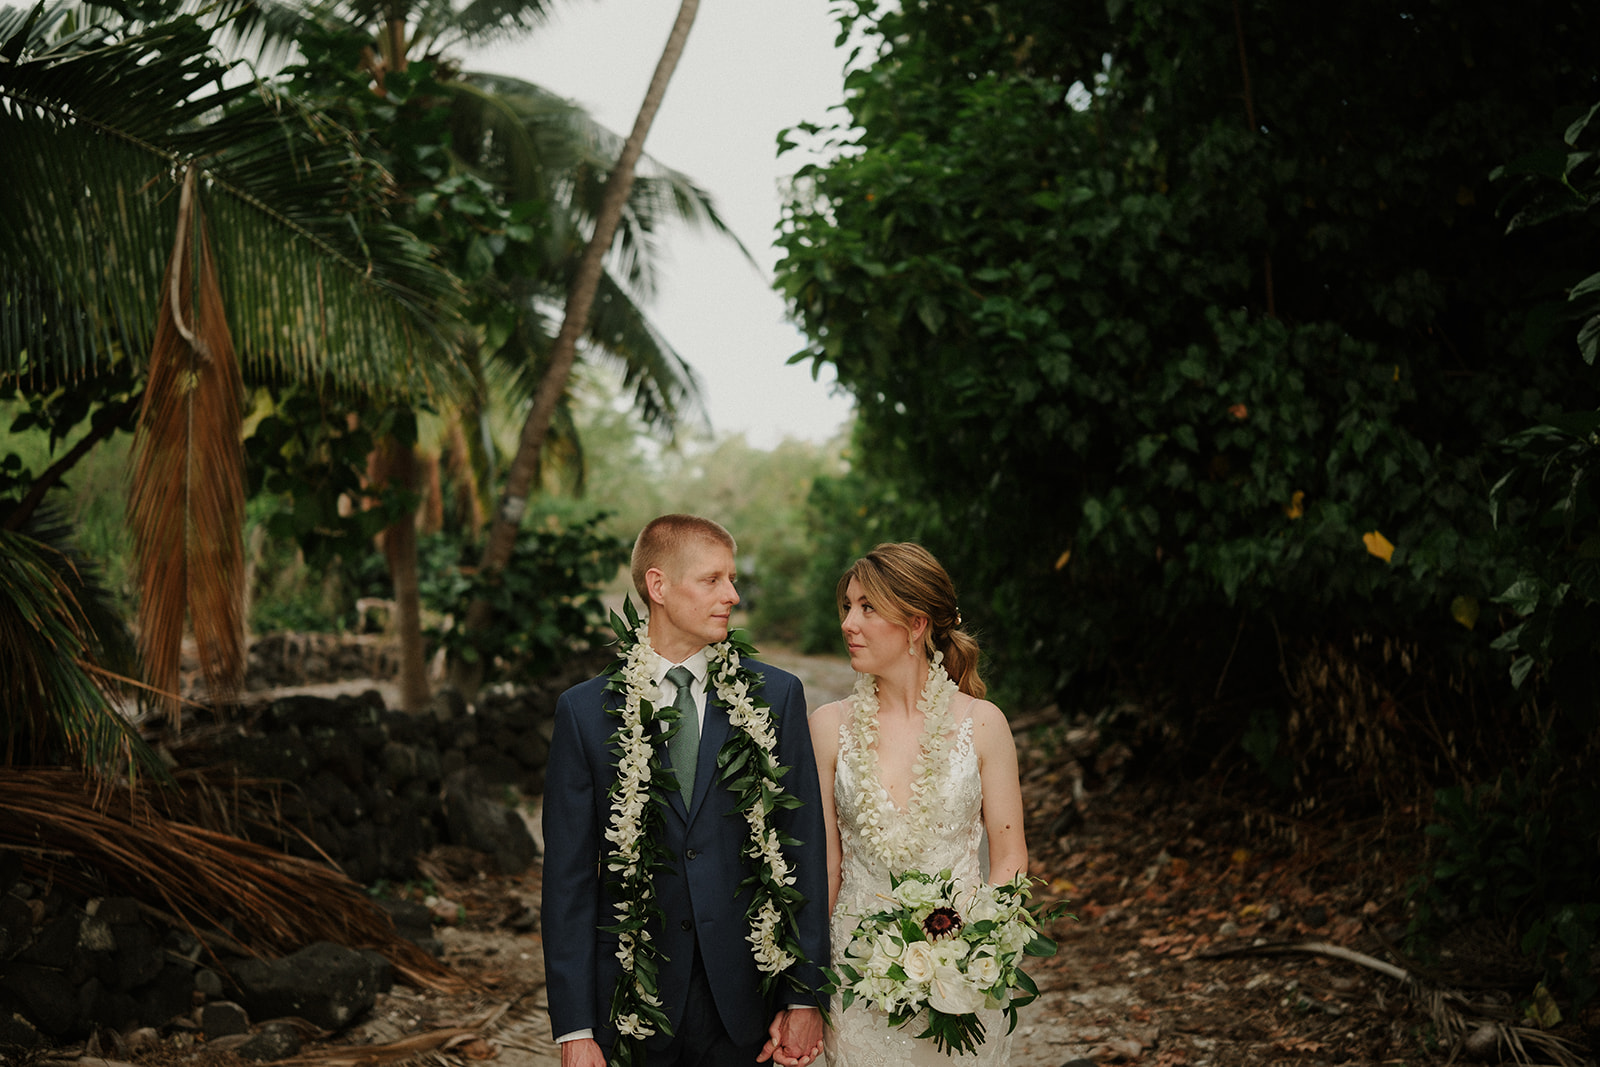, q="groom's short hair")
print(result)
[632,514,737,600]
